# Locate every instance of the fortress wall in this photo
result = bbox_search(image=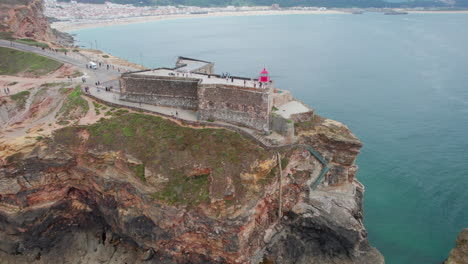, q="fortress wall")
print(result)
[272,90,293,107]
[270,113,295,138]
[120,74,199,110]
[197,84,271,131]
